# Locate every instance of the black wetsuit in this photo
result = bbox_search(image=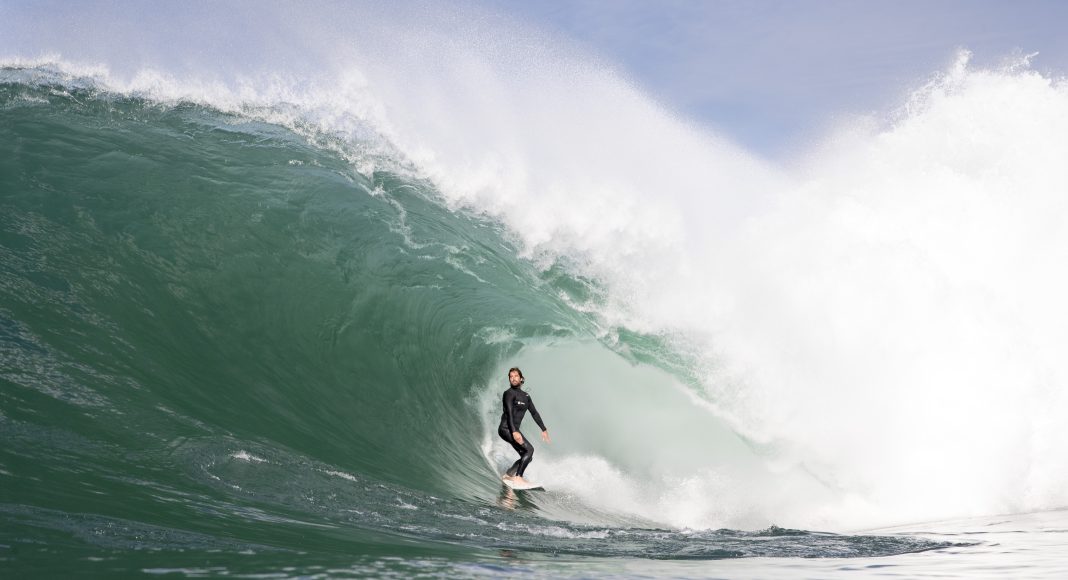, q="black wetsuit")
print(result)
[498,385,547,478]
